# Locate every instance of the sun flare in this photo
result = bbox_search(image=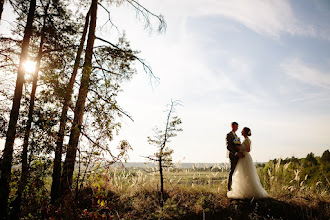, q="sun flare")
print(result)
[23,60,36,74]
